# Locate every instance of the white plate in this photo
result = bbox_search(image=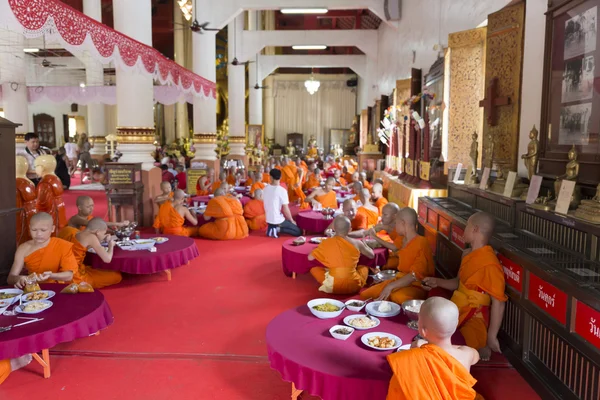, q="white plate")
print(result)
[396,344,412,352]
[21,290,56,302]
[343,314,381,330]
[16,300,53,314]
[0,289,24,305]
[309,237,328,244]
[361,332,402,351]
[151,237,169,244]
[366,301,402,318]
